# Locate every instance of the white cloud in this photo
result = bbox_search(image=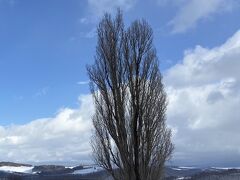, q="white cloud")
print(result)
[78,0,136,40]
[1,30,240,166]
[165,30,240,86]
[165,0,237,33]
[87,0,136,17]
[165,30,240,166]
[77,81,89,85]
[0,94,94,165]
